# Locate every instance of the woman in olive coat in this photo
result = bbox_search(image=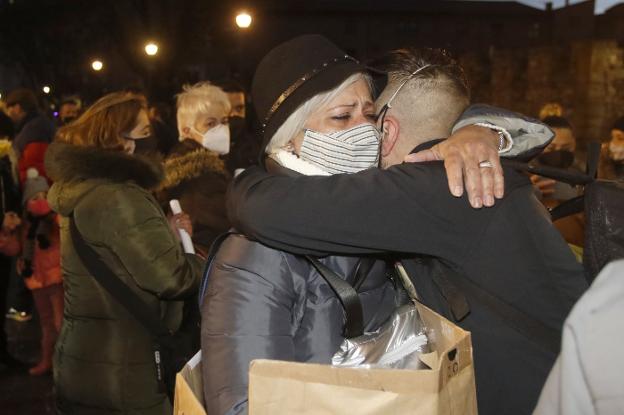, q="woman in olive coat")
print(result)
[45,92,204,414]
